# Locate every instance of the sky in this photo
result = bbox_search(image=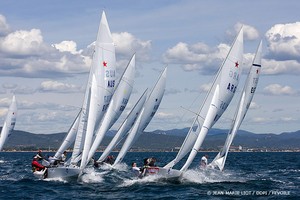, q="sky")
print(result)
[0,0,299,135]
